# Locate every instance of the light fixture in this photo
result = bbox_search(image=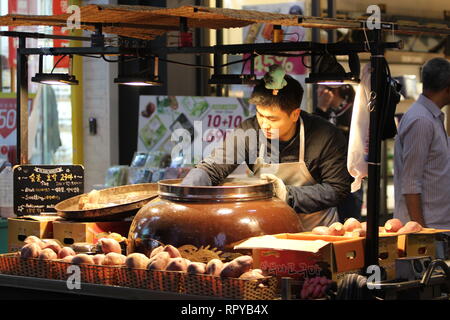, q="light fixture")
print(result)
[208,54,259,85]
[306,53,360,85]
[208,74,259,85]
[114,56,163,86]
[32,54,79,85]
